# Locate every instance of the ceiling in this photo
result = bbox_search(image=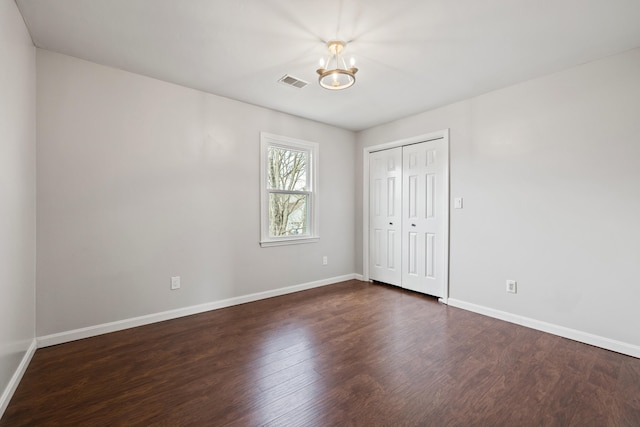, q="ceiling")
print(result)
[15,0,640,131]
